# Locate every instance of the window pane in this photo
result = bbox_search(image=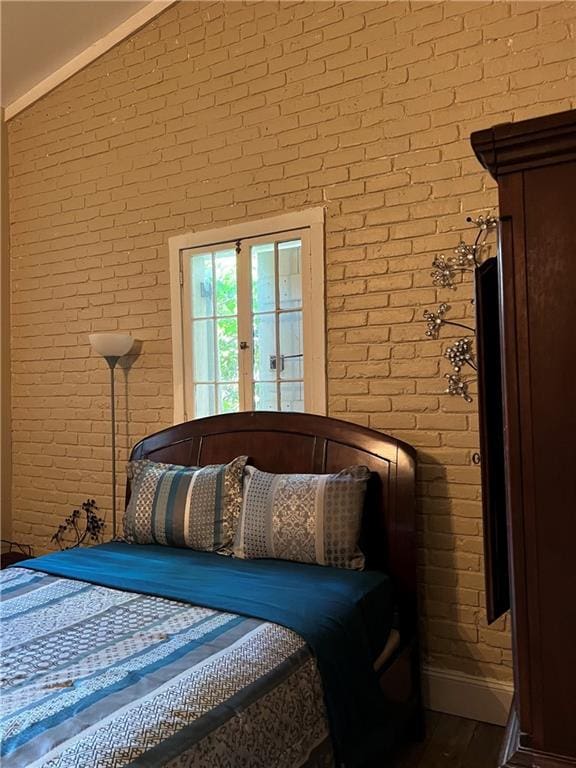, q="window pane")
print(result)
[254,382,278,411]
[253,313,276,382]
[193,319,215,381]
[217,317,238,382]
[280,381,304,412]
[215,250,237,316]
[251,244,276,313]
[191,253,213,318]
[278,240,302,310]
[279,311,302,380]
[218,383,239,414]
[195,384,216,418]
